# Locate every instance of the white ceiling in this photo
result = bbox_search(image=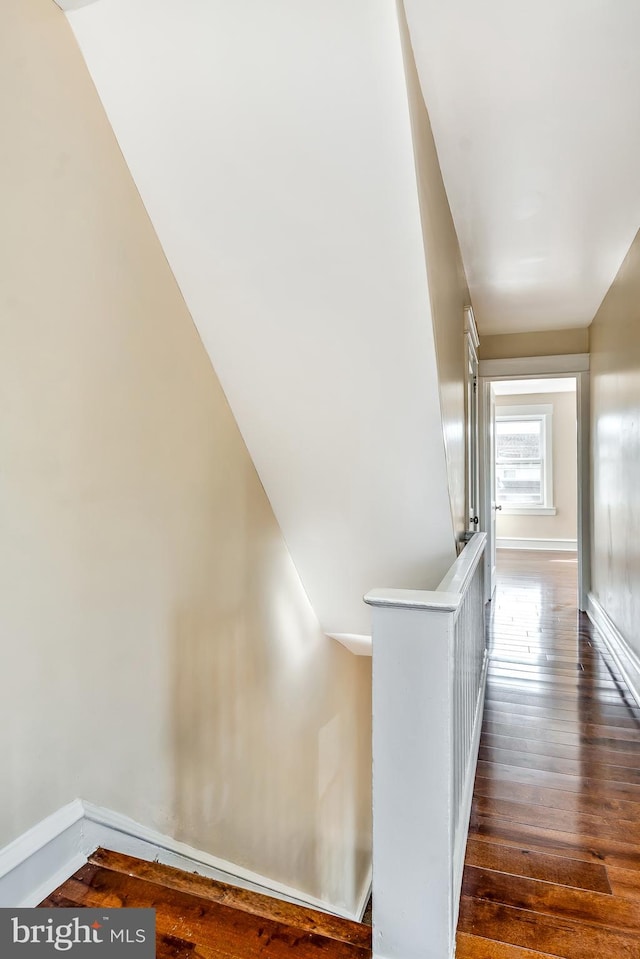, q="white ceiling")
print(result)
[404,0,640,335]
